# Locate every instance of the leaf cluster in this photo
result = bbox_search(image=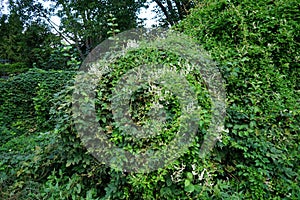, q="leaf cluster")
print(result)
[177,0,299,198]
